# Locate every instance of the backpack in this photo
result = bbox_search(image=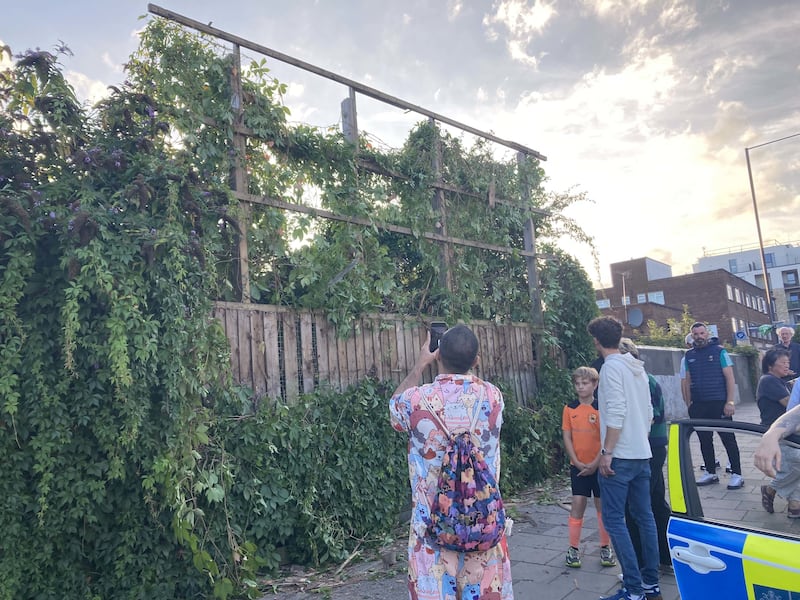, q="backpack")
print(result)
[421,392,506,552]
